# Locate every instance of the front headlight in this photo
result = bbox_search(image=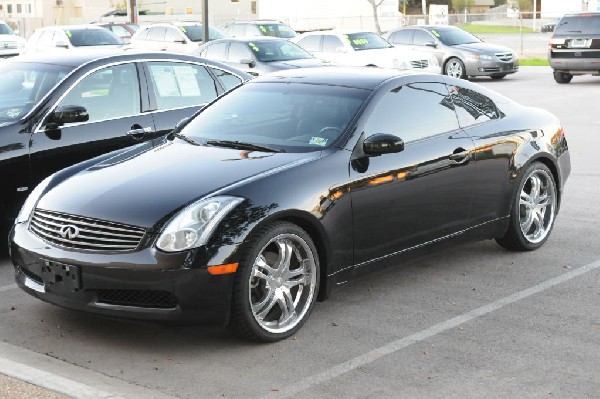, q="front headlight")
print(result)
[467,53,492,60]
[15,175,53,224]
[156,196,244,252]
